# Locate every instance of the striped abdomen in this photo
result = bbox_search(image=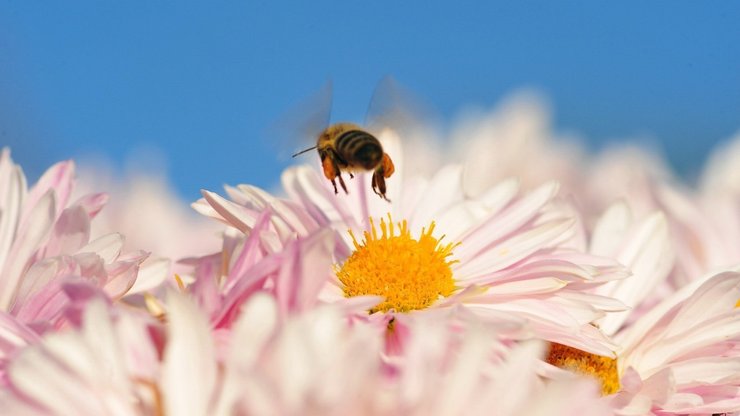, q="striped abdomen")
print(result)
[335,129,383,170]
